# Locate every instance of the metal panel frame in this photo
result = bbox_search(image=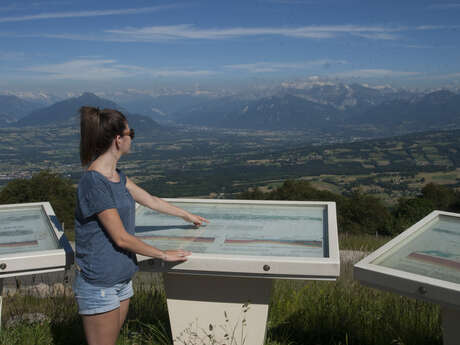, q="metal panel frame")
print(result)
[0,202,73,278]
[136,199,340,279]
[354,210,460,309]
